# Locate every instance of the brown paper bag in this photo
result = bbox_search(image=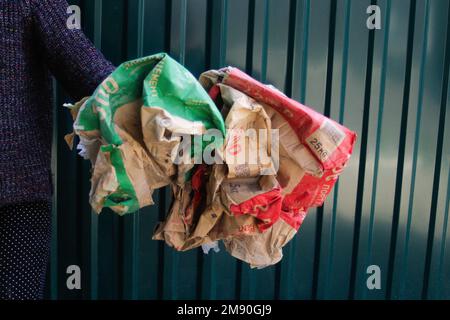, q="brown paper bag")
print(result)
[174,163,263,249]
[185,172,277,248]
[177,86,283,247]
[89,126,170,215]
[153,165,215,251]
[262,104,322,195]
[223,219,297,268]
[141,106,205,184]
[89,147,120,214]
[152,184,194,250]
[219,84,276,178]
